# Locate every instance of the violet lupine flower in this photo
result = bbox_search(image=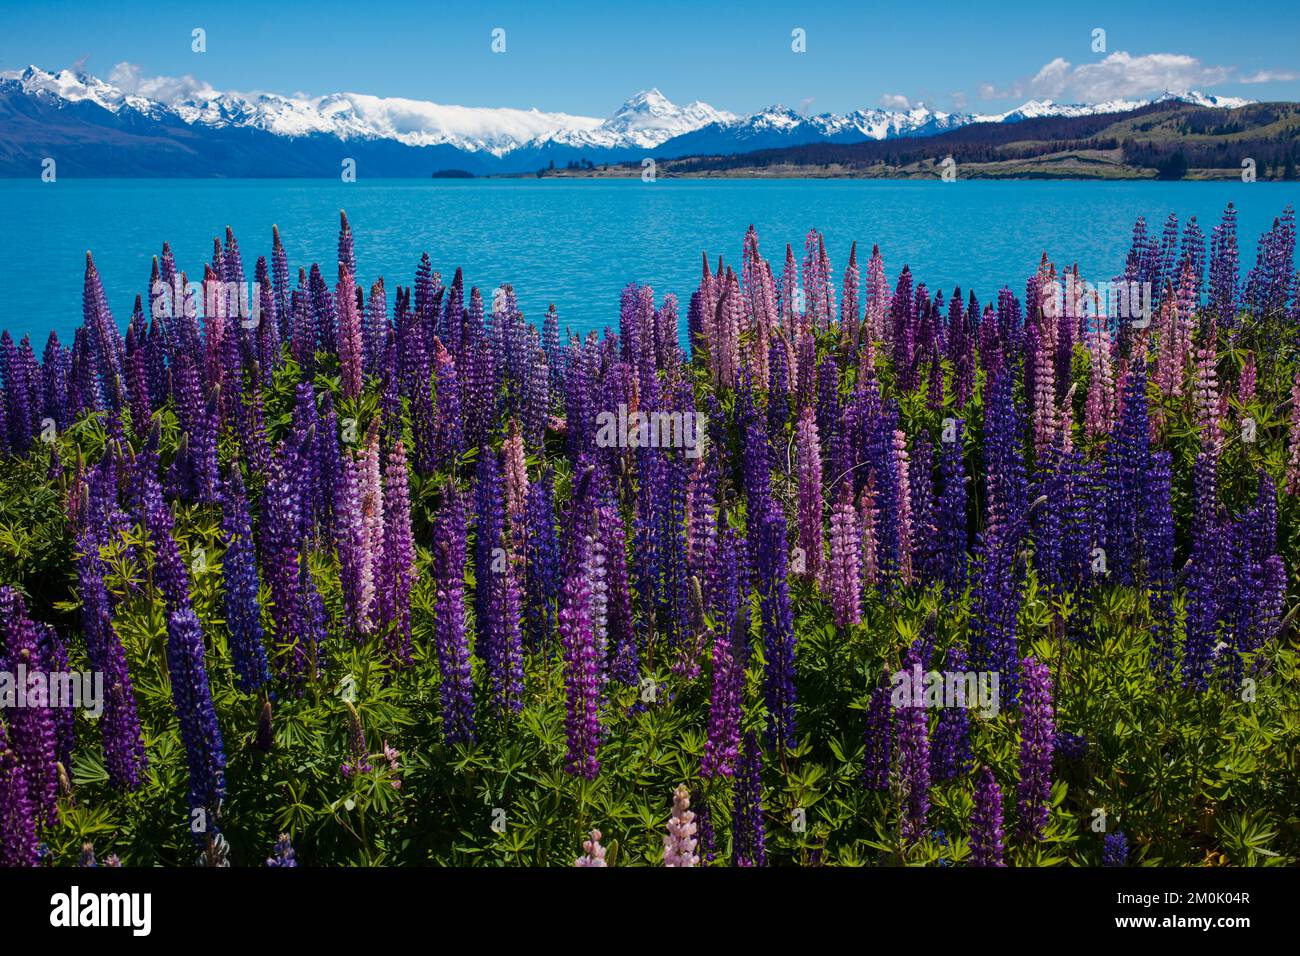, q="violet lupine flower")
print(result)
[732,732,767,867]
[1102,831,1129,867]
[574,829,608,867]
[337,210,356,280]
[894,645,930,843]
[701,537,744,779]
[0,717,39,867]
[34,623,75,768]
[166,608,226,837]
[1183,453,1223,691]
[969,519,1022,696]
[970,766,1006,867]
[336,271,364,401]
[862,677,893,791]
[475,447,523,714]
[0,588,60,826]
[378,440,416,665]
[1016,655,1055,842]
[220,467,271,692]
[936,419,968,594]
[432,487,476,746]
[754,498,798,751]
[930,648,973,783]
[76,528,147,790]
[794,405,824,583]
[560,474,602,778]
[694,792,717,865]
[260,436,311,680]
[663,784,700,867]
[1143,452,1176,677]
[825,481,862,628]
[524,468,561,648]
[81,252,126,413]
[594,479,637,685]
[1104,366,1150,585]
[266,833,298,867]
[983,367,1028,538]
